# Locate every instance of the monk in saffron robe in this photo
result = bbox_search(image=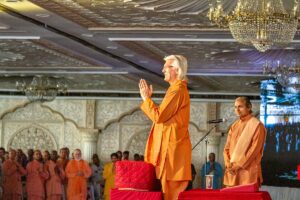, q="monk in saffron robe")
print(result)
[2,149,26,200]
[45,153,65,200]
[56,147,69,200]
[103,153,118,200]
[26,150,49,200]
[65,149,92,200]
[223,97,266,187]
[139,55,192,200]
